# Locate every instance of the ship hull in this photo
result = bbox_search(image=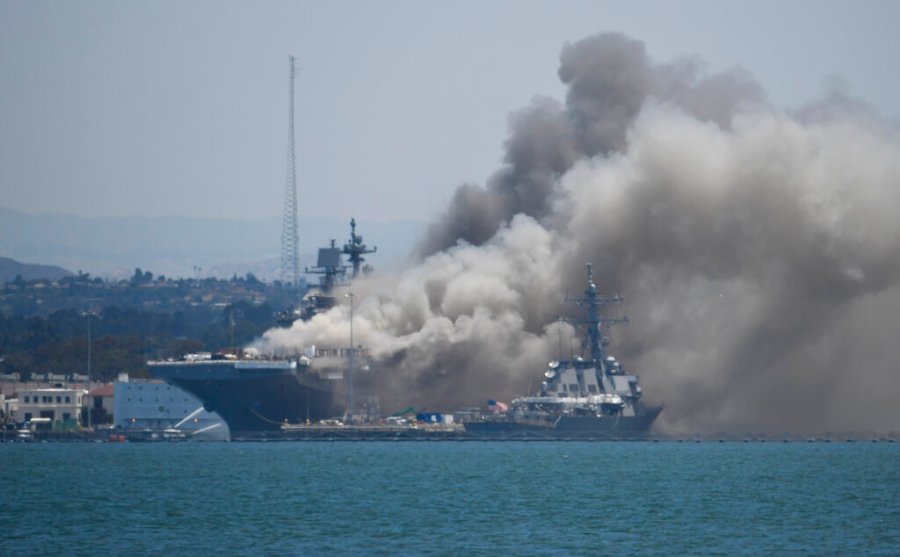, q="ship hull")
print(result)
[464,406,662,440]
[149,361,341,433]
